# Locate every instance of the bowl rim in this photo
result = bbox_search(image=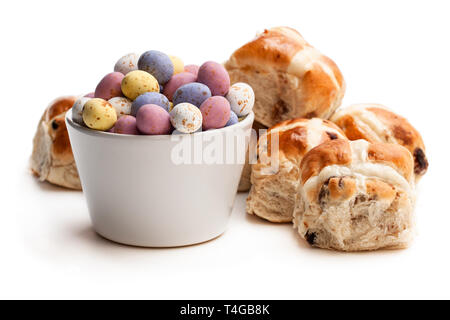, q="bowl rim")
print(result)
[66,109,255,140]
